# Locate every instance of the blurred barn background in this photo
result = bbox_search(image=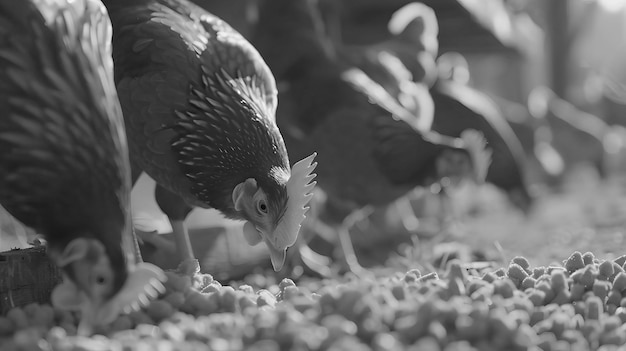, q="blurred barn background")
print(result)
[3,0,626,280]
